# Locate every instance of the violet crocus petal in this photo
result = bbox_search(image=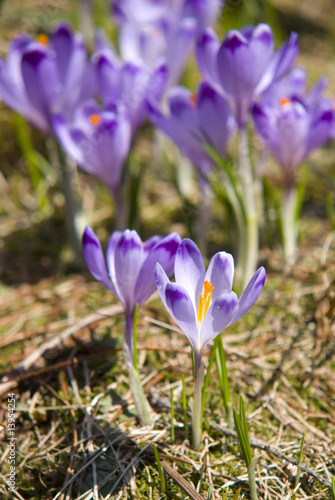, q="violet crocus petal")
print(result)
[166,17,196,85]
[174,238,205,307]
[197,81,236,157]
[21,46,59,132]
[113,230,145,313]
[52,114,94,172]
[230,266,266,325]
[204,251,235,301]
[93,113,131,192]
[256,32,298,95]
[306,107,334,156]
[105,230,123,288]
[196,27,220,85]
[164,282,198,351]
[183,0,223,31]
[93,50,121,104]
[217,26,273,97]
[82,226,116,294]
[143,235,162,252]
[306,76,329,108]
[51,23,76,84]
[200,291,238,350]
[134,232,181,305]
